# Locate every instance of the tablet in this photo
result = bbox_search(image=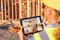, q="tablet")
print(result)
[20,16,43,35]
